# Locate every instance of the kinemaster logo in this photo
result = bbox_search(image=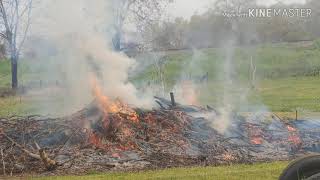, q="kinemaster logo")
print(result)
[223,8,312,18]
